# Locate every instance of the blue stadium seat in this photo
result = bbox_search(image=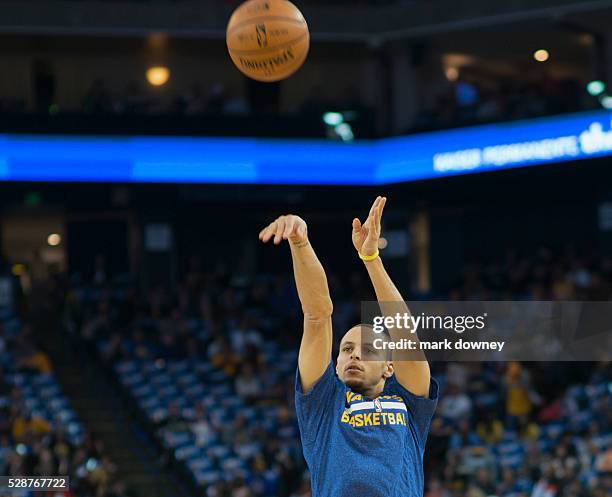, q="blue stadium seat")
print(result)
[193,470,222,486]
[500,453,524,468]
[39,385,62,398]
[184,384,206,398]
[133,384,154,398]
[121,372,145,387]
[162,431,193,449]
[149,406,168,422]
[207,445,231,459]
[49,397,70,410]
[175,444,201,461]
[187,458,214,473]
[115,360,138,374]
